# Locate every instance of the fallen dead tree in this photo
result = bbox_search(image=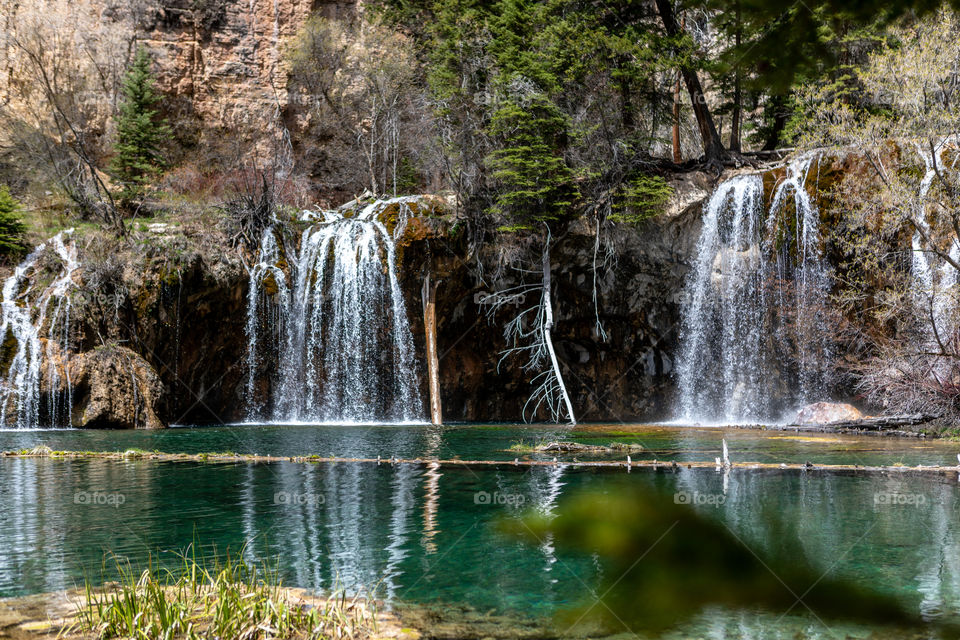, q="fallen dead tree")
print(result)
[775,414,933,435]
